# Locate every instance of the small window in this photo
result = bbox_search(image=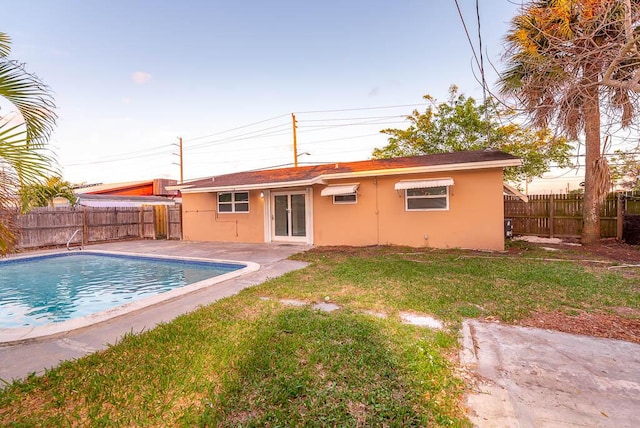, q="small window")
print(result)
[405,186,448,211]
[218,192,249,213]
[333,193,357,204]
